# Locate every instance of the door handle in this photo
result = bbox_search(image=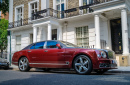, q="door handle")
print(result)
[28,51,31,53]
[44,50,48,52]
